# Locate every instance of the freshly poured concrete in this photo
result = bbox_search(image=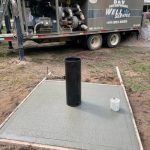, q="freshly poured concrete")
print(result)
[0,80,140,150]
